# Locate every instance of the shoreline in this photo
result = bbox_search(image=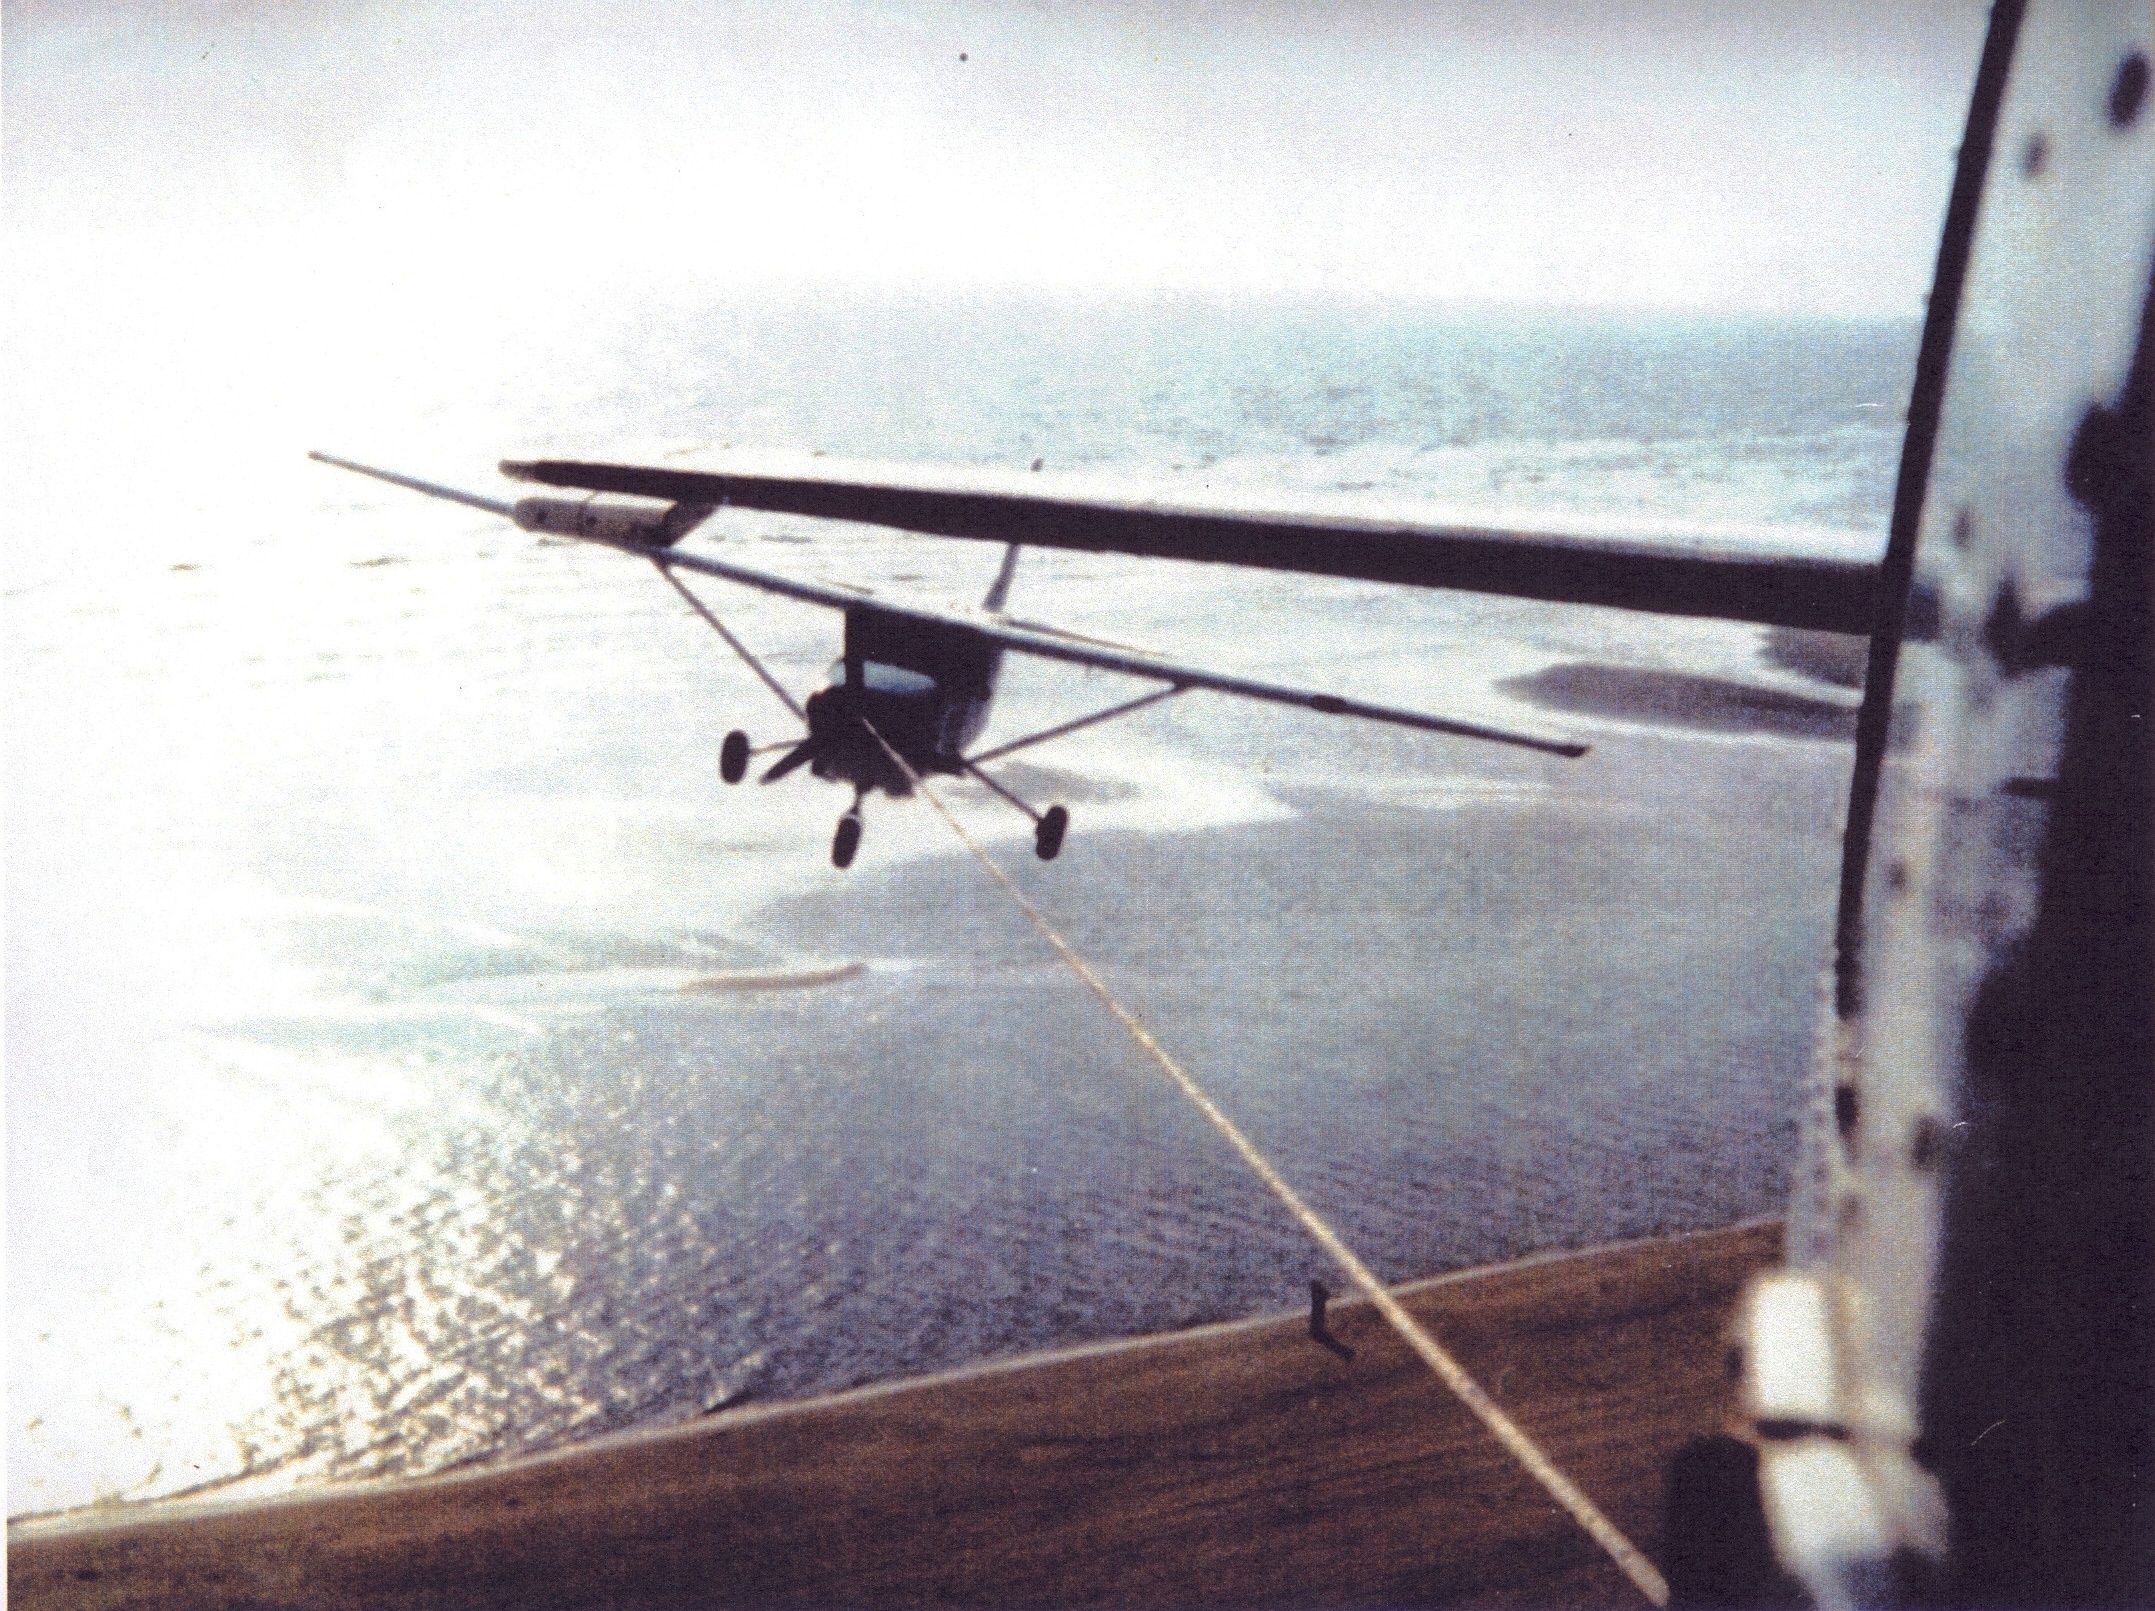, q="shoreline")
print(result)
[9,716,1844,1520]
